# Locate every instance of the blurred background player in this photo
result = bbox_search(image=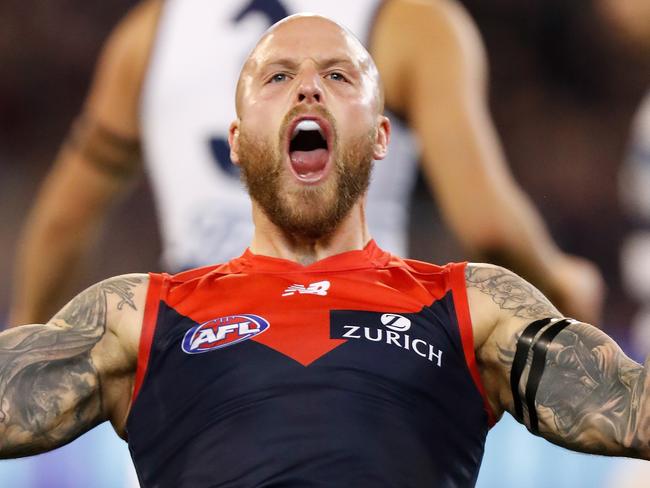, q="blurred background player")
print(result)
[2,0,627,486]
[10,0,603,327]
